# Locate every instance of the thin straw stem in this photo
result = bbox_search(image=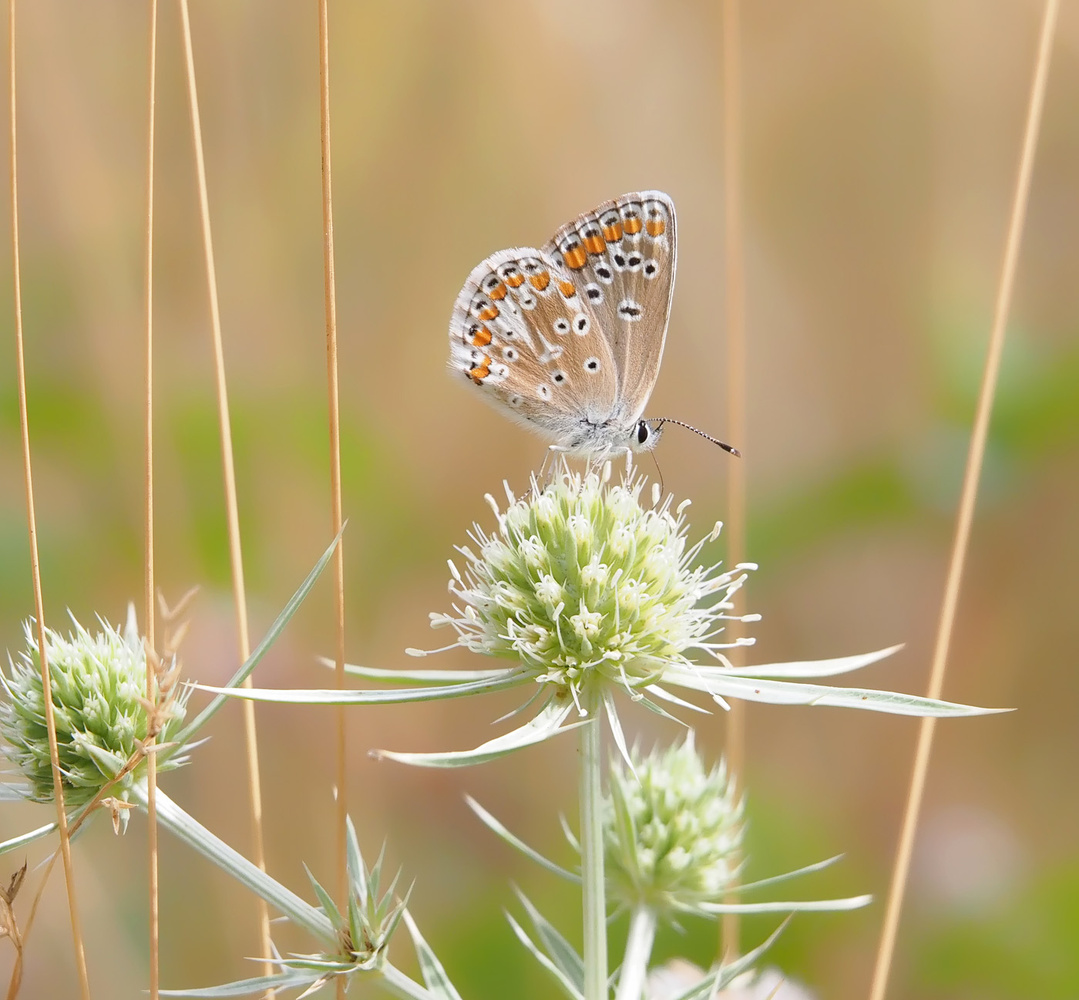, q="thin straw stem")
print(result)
[143,1,160,997]
[8,0,91,994]
[868,3,1059,997]
[721,0,747,963]
[175,0,273,978]
[316,0,349,959]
